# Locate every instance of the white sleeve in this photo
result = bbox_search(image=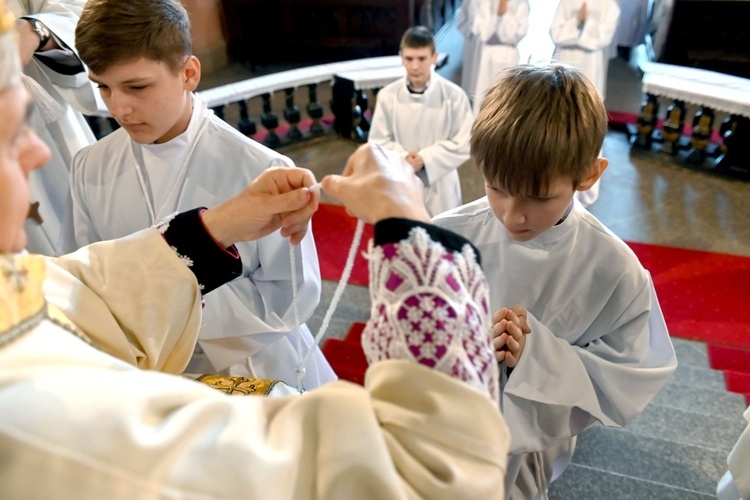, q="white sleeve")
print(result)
[59,146,99,253]
[476,0,530,45]
[550,0,621,50]
[367,89,409,155]
[22,0,104,115]
[578,0,621,51]
[419,88,473,184]
[502,278,677,453]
